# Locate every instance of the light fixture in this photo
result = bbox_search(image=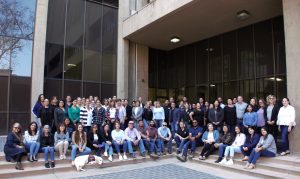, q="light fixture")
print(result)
[237,10,251,20]
[67,64,76,67]
[269,77,283,82]
[170,36,180,43]
[209,84,216,87]
[205,48,214,52]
